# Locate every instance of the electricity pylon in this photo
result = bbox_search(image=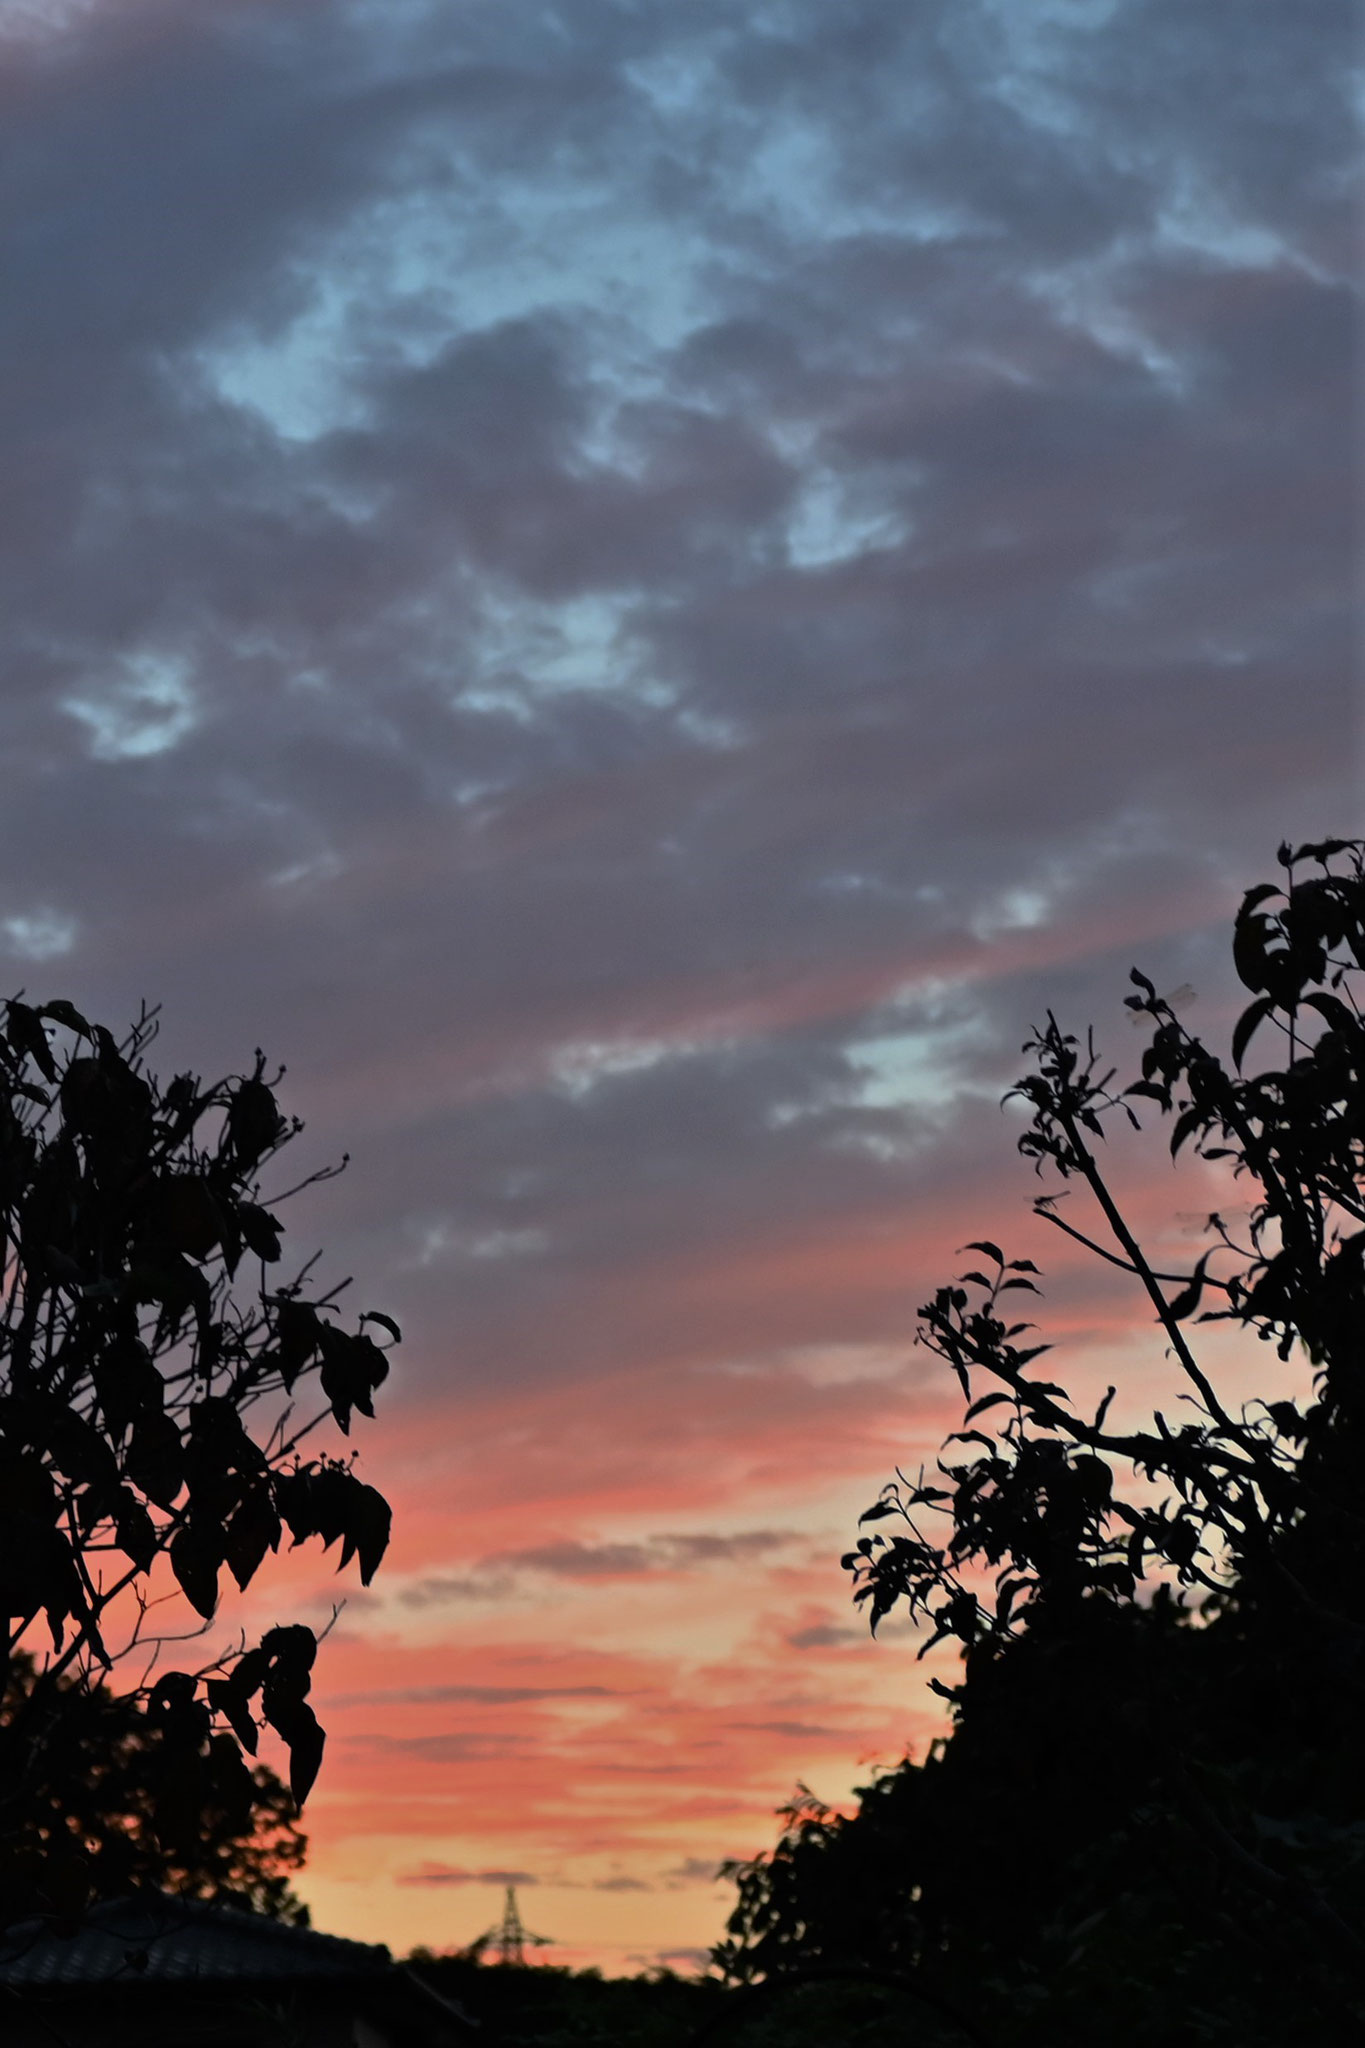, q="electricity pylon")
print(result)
[486,1886,551,1967]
